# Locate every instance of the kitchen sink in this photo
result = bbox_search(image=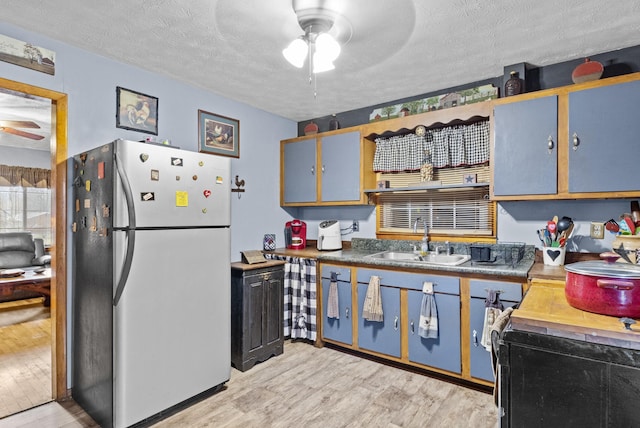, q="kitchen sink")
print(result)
[365,251,471,266]
[365,251,420,261]
[419,253,471,265]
